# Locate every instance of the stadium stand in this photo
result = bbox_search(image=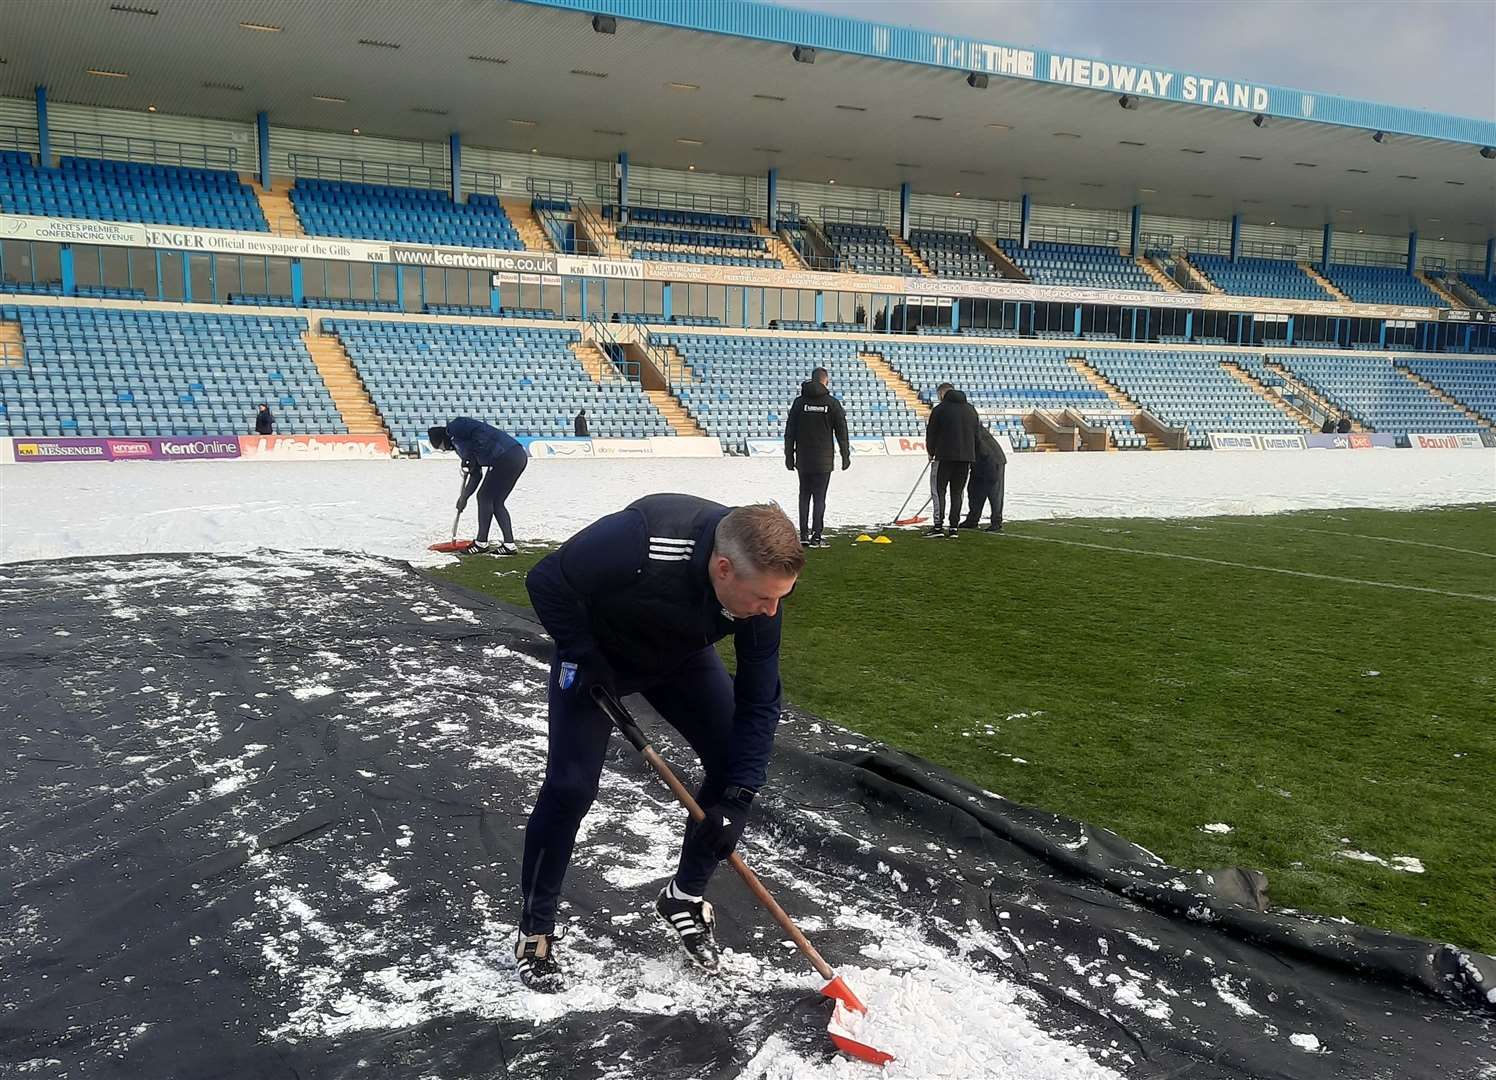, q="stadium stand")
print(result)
[881,342,1118,449]
[0,152,268,232]
[1273,352,1481,432]
[290,180,522,249]
[652,332,924,448]
[603,204,782,268]
[324,319,669,448]
[2,281,148,300]
[1010,242,1162,291]
[0,306,341,437]
[1320,264,1448,307]
[908,229,1004,280]
[1455,273,1496,307]
[823,223,917,275]
[1396,357,1496,423]
[1084,349,1305,447]
[1189,254,1328,301]
[230,295,401,312]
